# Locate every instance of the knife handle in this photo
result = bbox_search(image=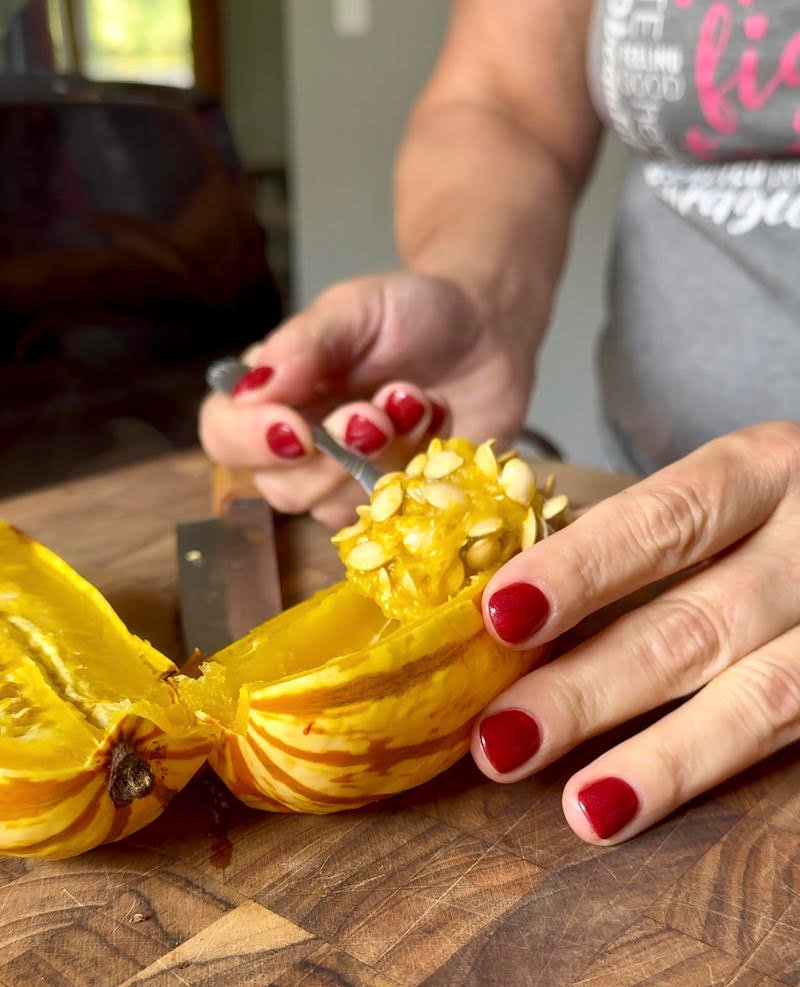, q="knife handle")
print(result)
[212,466,261,516]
